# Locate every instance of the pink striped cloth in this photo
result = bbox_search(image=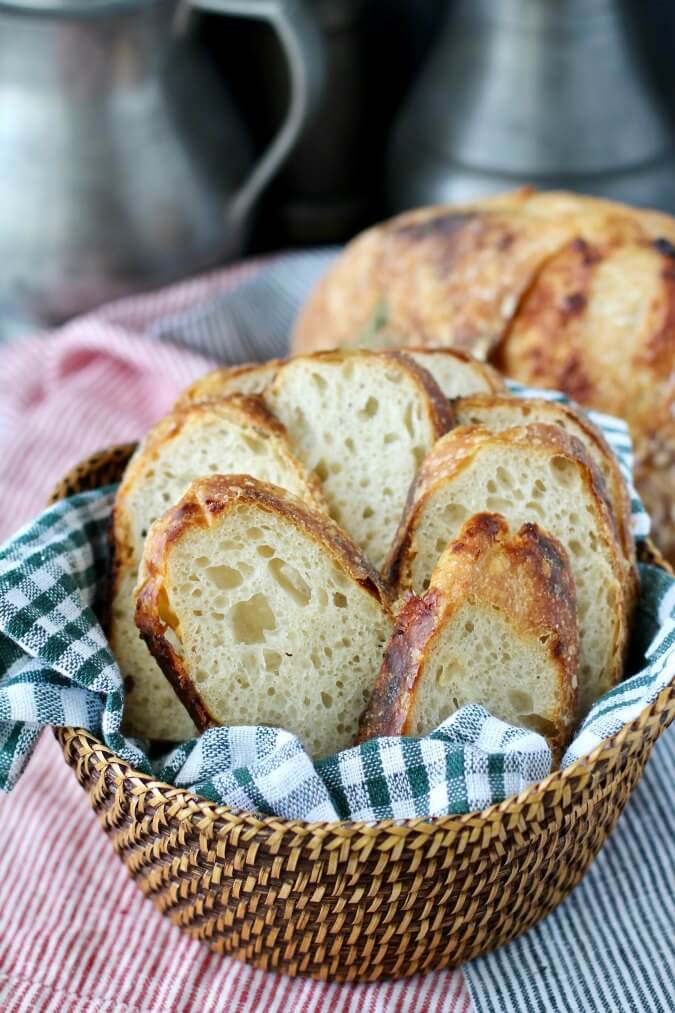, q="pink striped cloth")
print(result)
[0,265,471,1012]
